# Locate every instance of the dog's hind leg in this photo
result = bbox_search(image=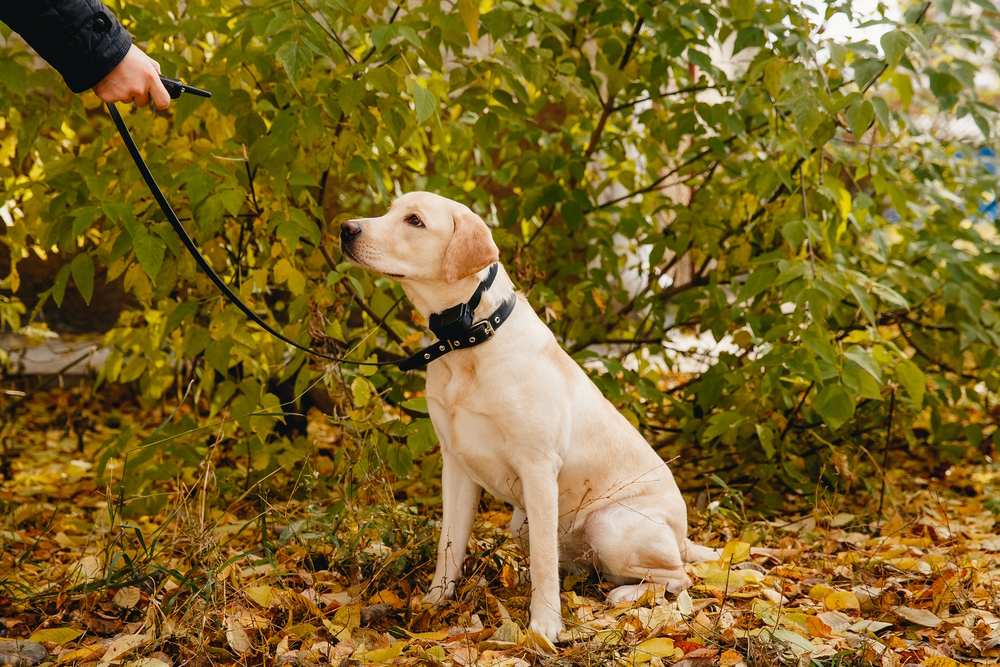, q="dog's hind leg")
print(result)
[584,505,693,600]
